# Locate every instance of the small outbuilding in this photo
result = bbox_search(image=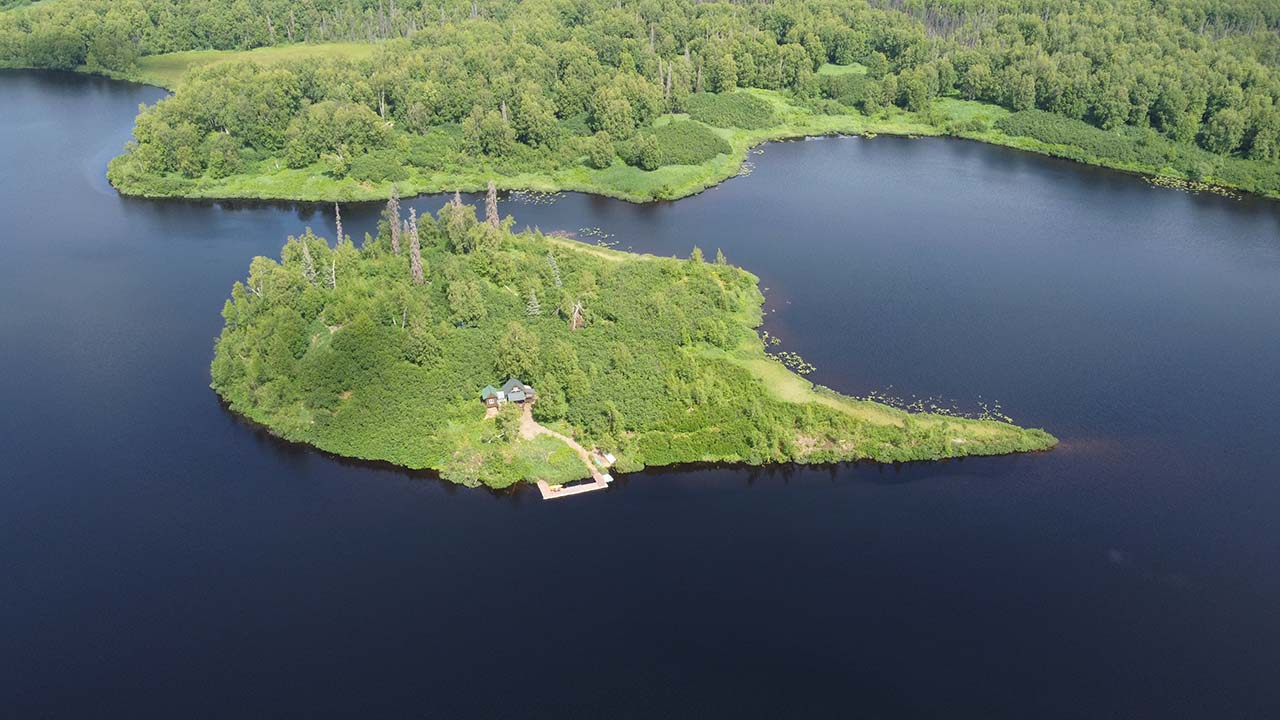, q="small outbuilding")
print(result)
[480,385,502,408]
